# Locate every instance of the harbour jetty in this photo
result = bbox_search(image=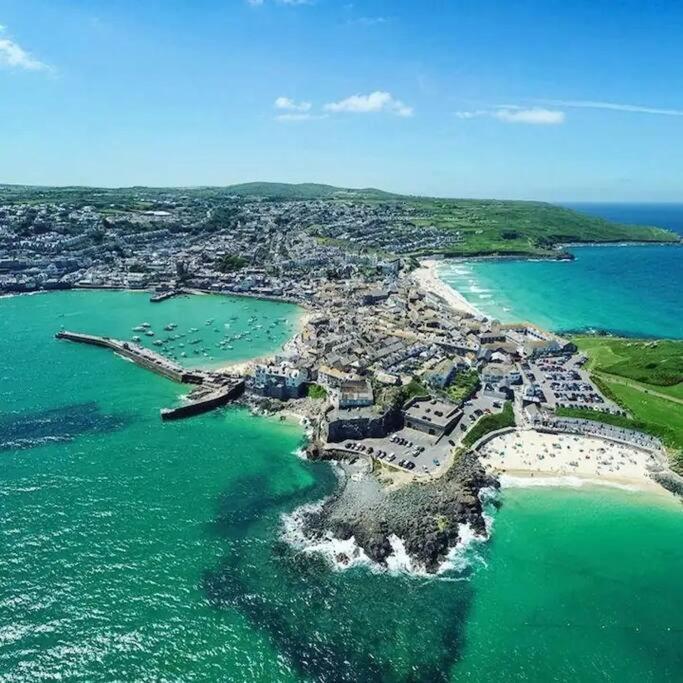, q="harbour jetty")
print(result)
[150,289,186,304]
[55,331,204,383]
[161,381,244,421]
[55,330,244,420]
